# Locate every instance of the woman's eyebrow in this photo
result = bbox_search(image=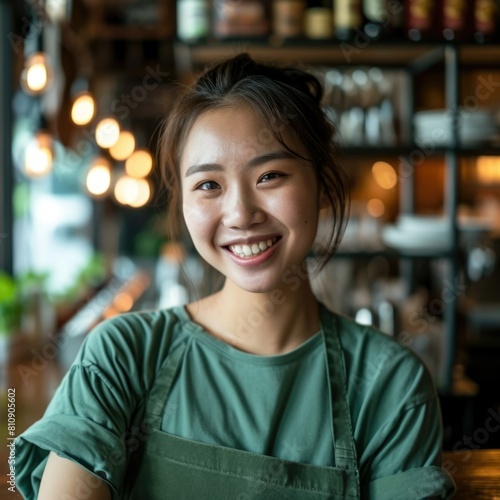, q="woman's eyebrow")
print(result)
[185,163,223,177]
[247,150,297,168]
[185,151,297,177]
